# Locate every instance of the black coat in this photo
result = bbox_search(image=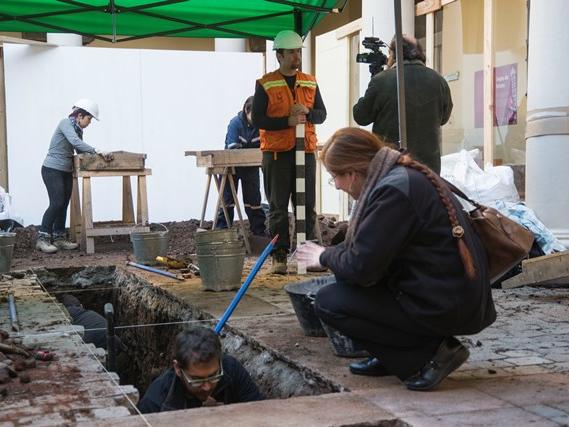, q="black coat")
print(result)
[353,60,453,173]
[320,166,496,337]
[137,355,263,414]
